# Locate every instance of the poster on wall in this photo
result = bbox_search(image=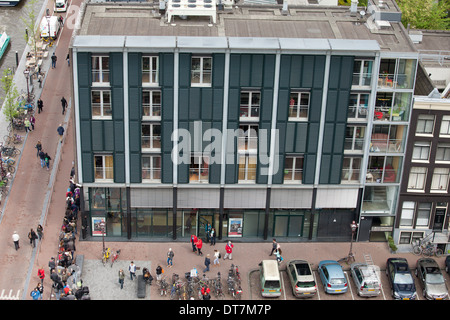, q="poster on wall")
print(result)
[228,218,243,237]
[92,217,106,236]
